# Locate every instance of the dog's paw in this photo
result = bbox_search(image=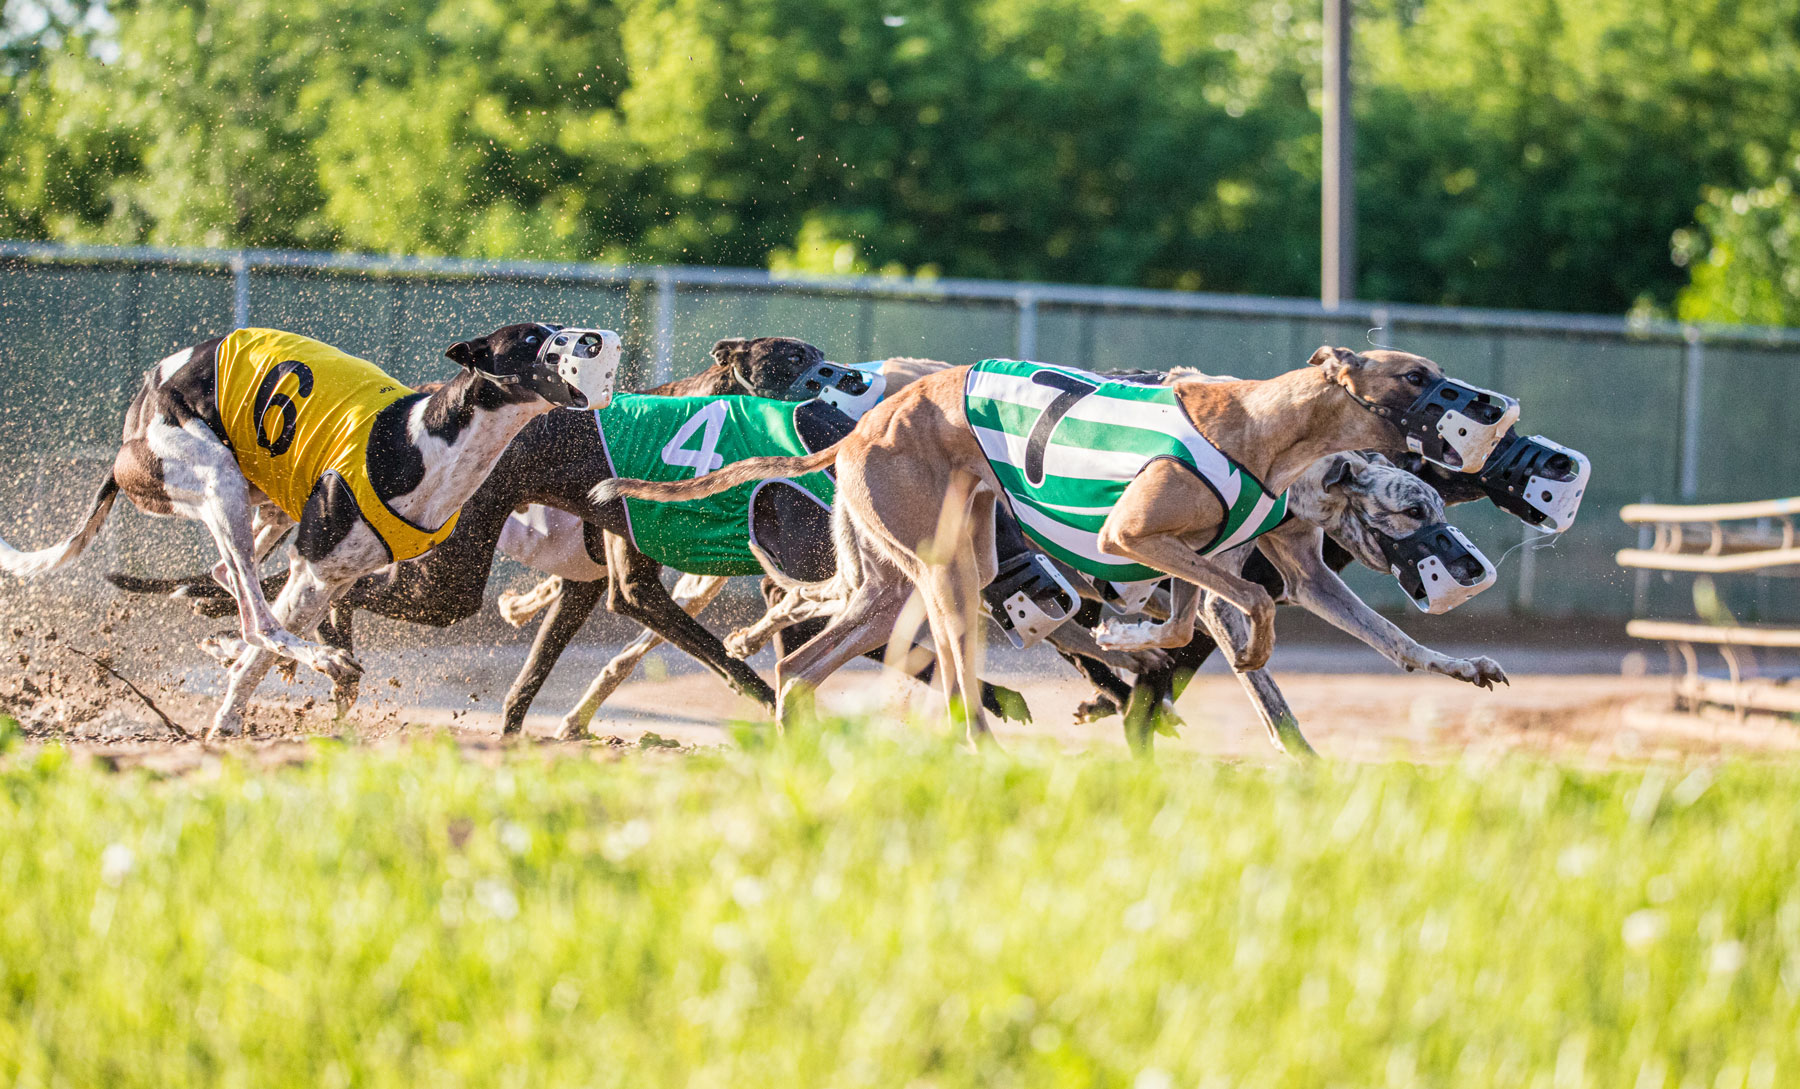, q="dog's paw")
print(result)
[1095,616,1166,652]
[1229,643,1272,673]
[1073,695,1122,724]
[198,634,244,666]
[307,647,364,687]
[989,685,1032,724]
[205,712,245,740]
[1433,655,1508,689]
[723,628,760,660]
